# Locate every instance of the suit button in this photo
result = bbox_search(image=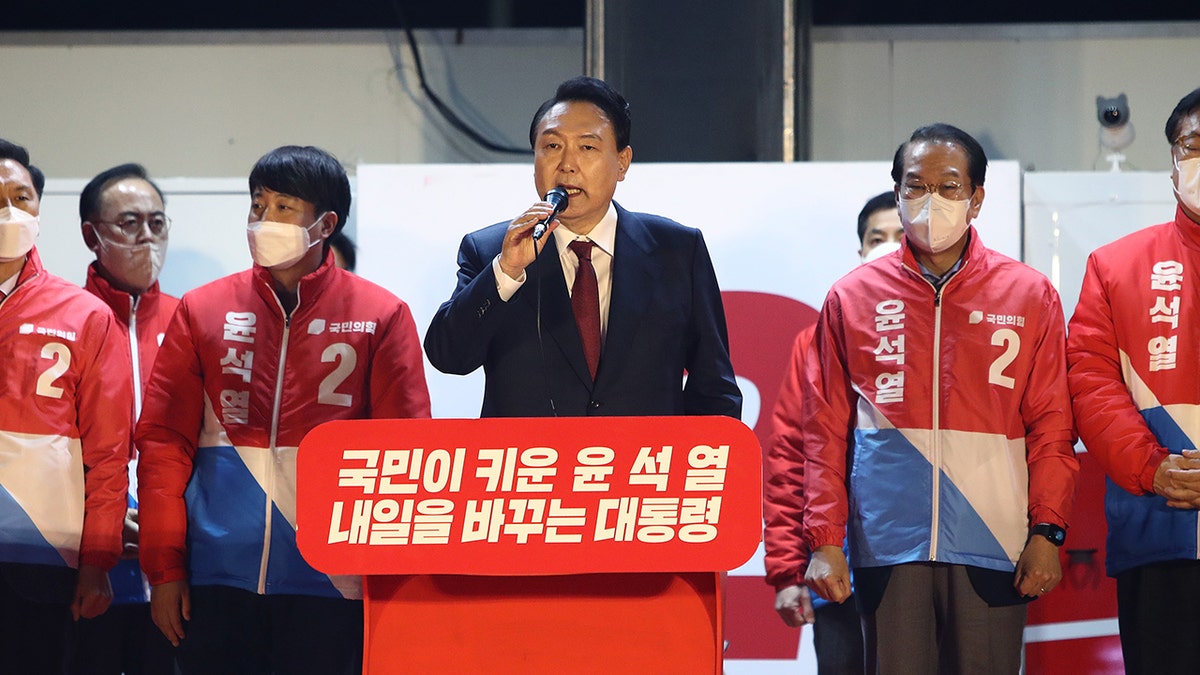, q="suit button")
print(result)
[588,401,601,410]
